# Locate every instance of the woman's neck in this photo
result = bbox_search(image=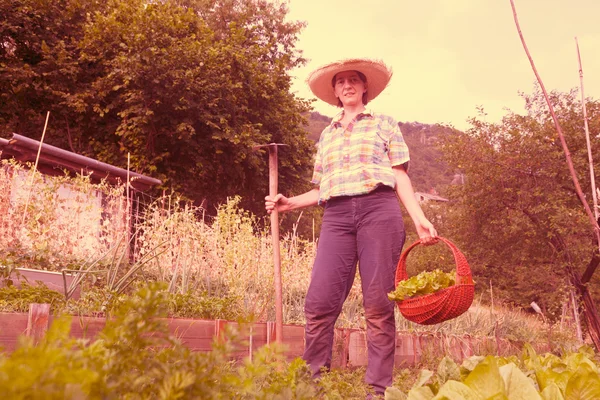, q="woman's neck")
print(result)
[341,104,366,121]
